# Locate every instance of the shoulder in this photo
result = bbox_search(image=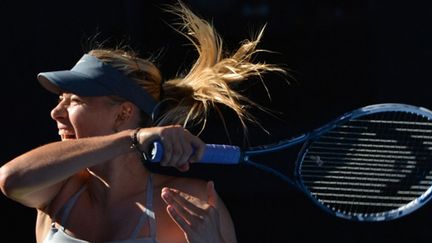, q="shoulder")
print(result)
[154,174,208,200]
